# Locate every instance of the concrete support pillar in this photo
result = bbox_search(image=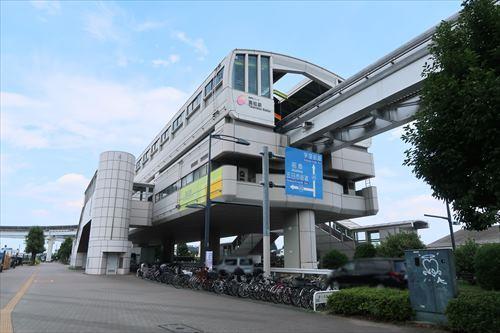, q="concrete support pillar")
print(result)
[283,209,318,269]
[46,237,55,262]
[162,238,175,263]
